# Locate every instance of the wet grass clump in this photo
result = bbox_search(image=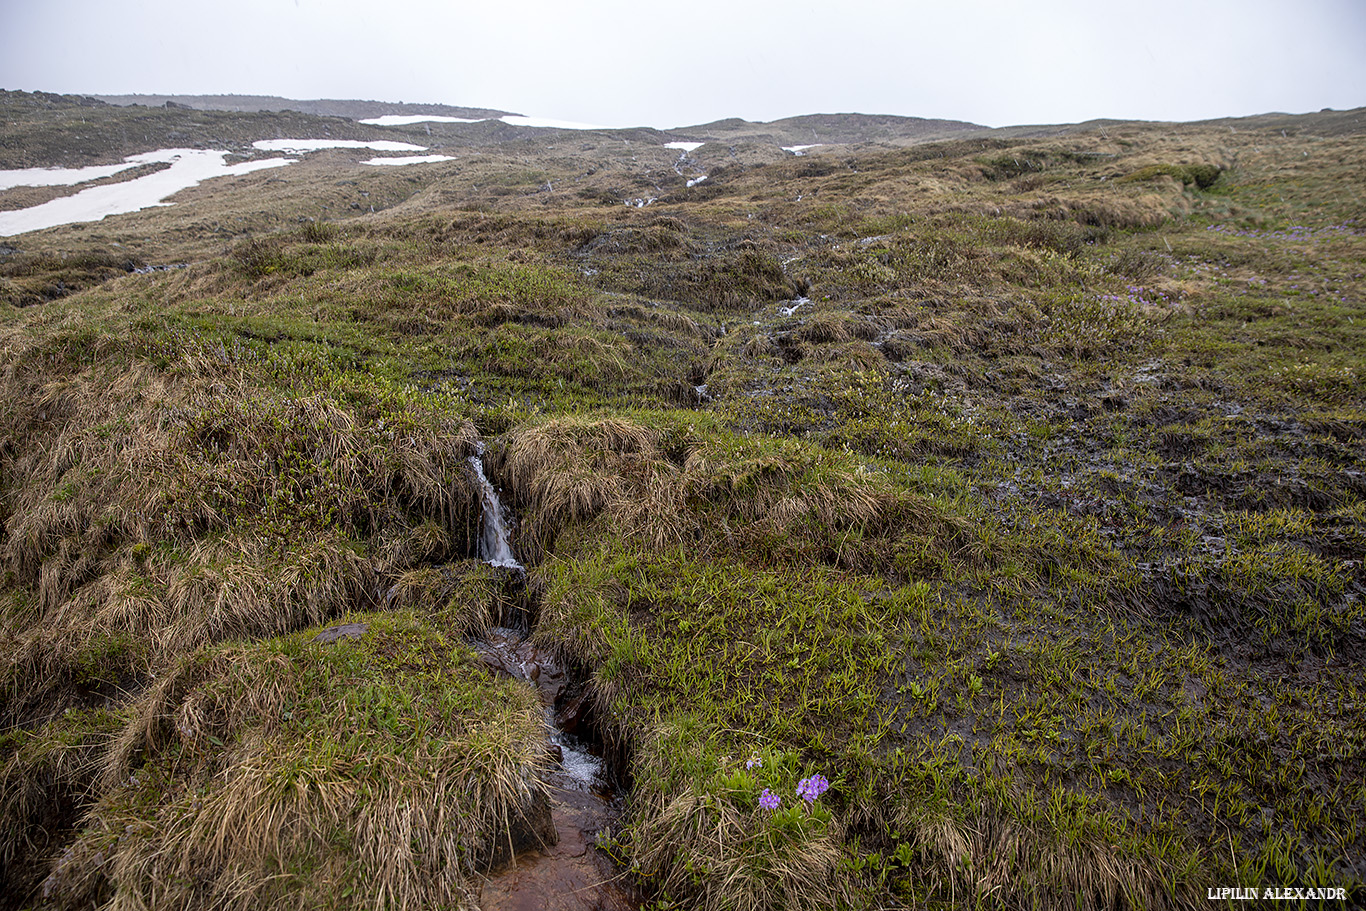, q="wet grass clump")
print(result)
[36,610,548,911]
